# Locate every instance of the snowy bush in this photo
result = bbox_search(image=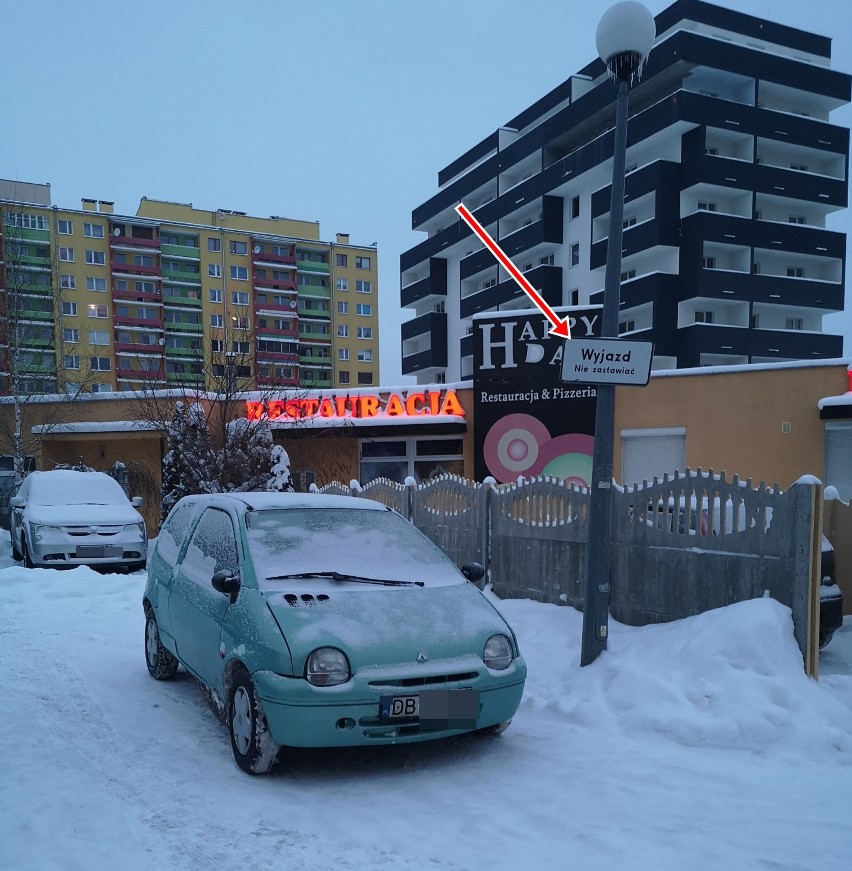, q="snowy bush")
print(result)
[267,444,294,492]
